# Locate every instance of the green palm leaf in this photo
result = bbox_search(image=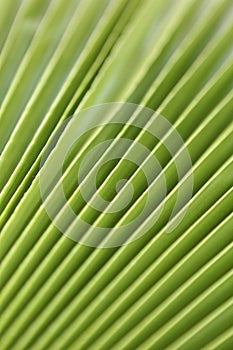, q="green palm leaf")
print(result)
[0,0,232,349]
